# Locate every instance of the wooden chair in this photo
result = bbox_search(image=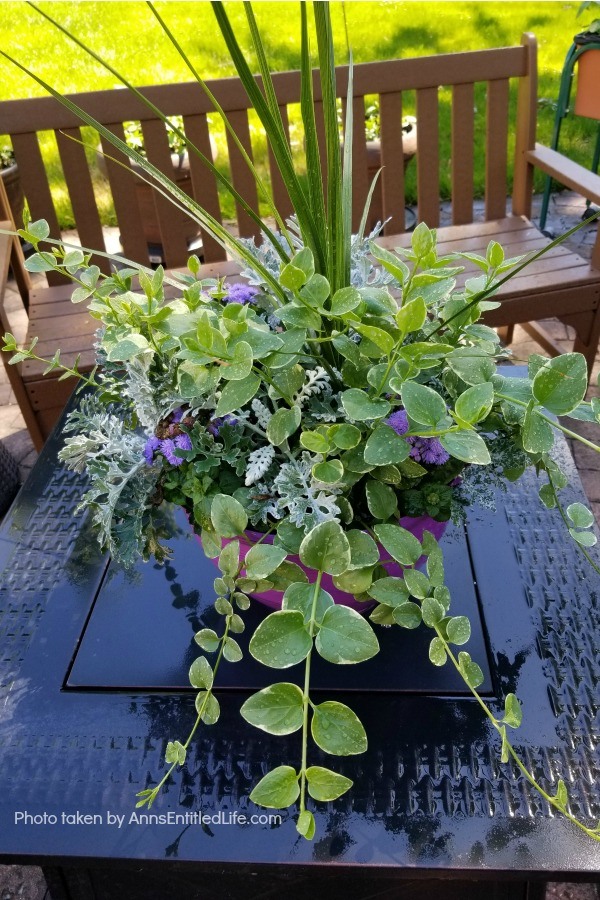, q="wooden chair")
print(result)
[1,32,600,448]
